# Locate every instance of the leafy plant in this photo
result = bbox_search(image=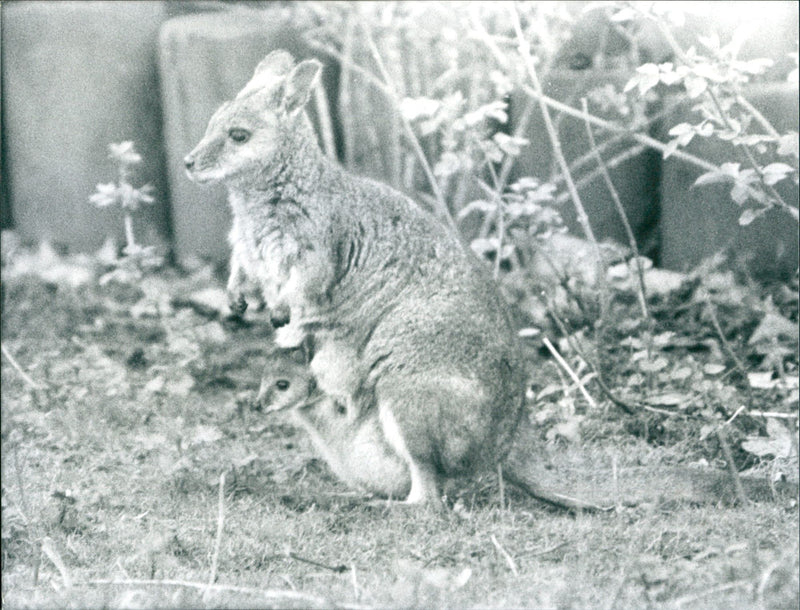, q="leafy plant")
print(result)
[618,3,799,225]
[89,141,163,283]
